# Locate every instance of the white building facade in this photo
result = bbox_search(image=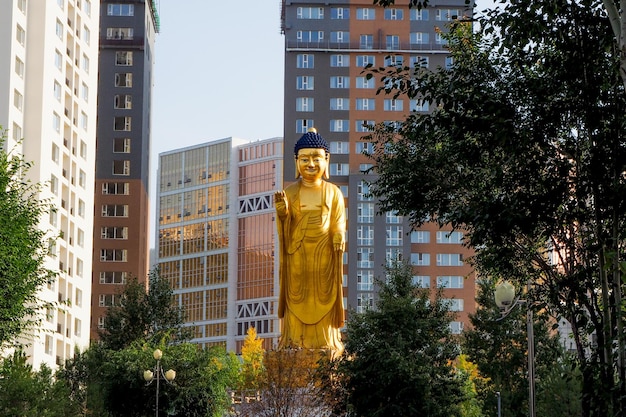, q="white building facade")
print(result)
[0,0,99,369]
